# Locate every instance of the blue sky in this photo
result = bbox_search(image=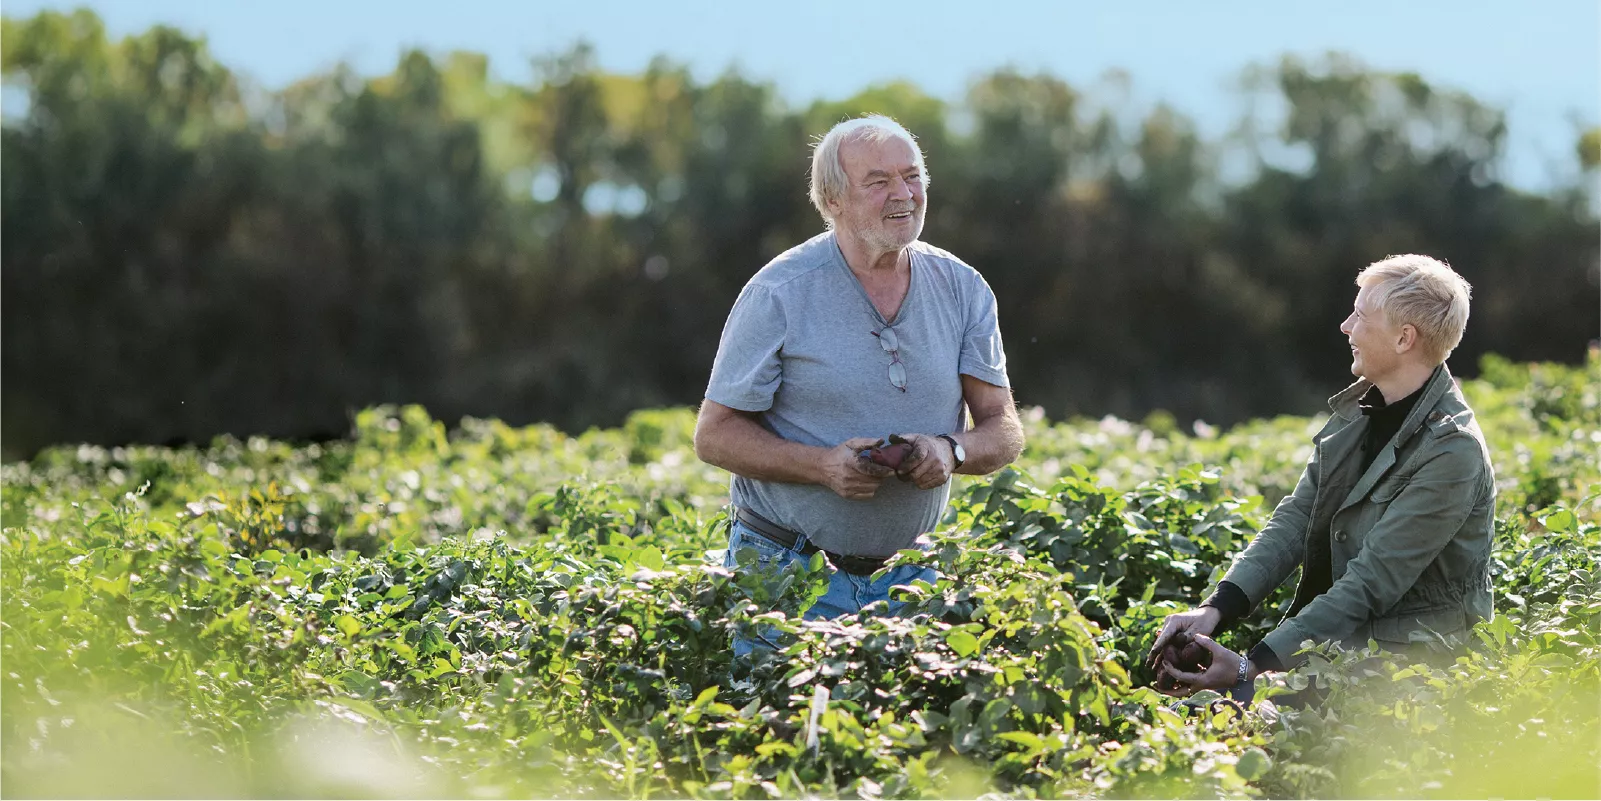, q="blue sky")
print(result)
[7,0,1598,189]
